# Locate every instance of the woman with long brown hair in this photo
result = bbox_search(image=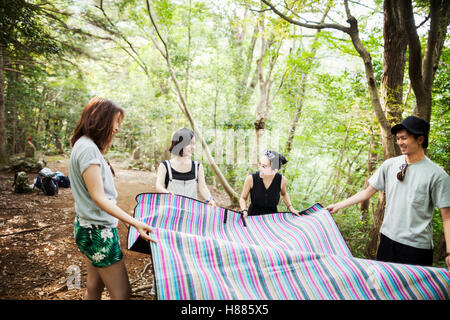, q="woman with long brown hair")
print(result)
[69,97,156,300]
